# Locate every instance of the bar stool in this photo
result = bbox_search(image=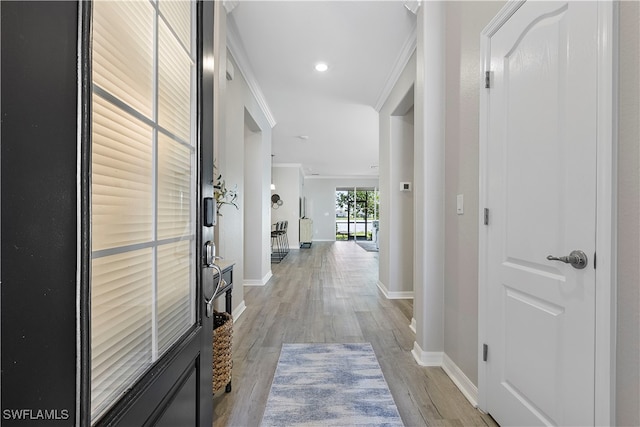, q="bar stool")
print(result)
[271,222,285,263]
[279,221,289,258]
